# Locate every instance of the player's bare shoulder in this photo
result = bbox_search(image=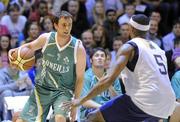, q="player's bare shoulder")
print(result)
[37,33,51,45]
[77,39,86,55]
[117,43,135,57]
[30,32,51,50]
